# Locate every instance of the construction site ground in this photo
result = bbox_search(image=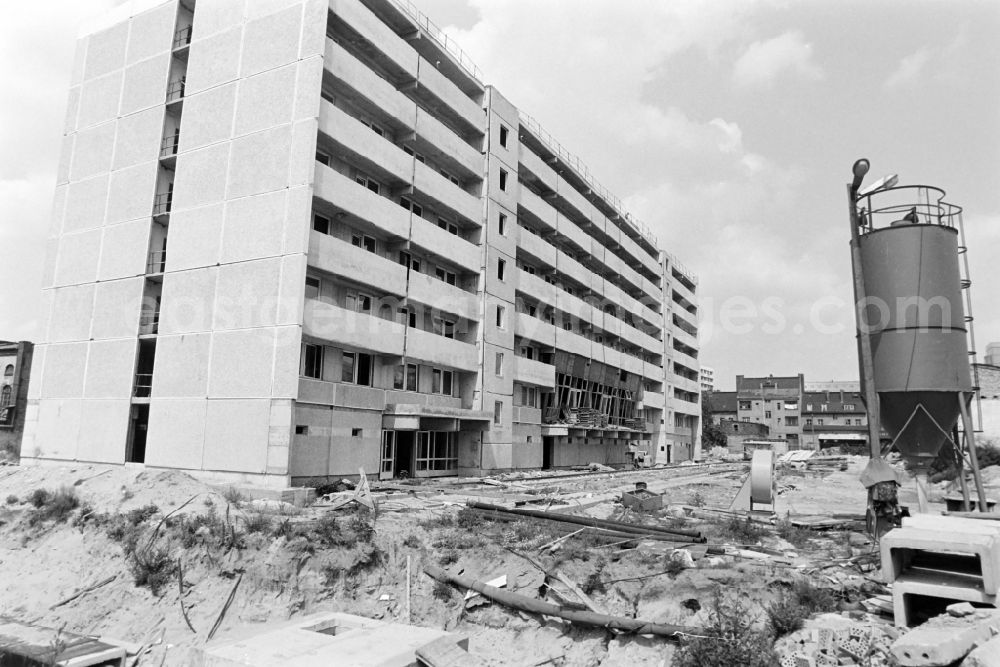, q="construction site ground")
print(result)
[2,457,998,666]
